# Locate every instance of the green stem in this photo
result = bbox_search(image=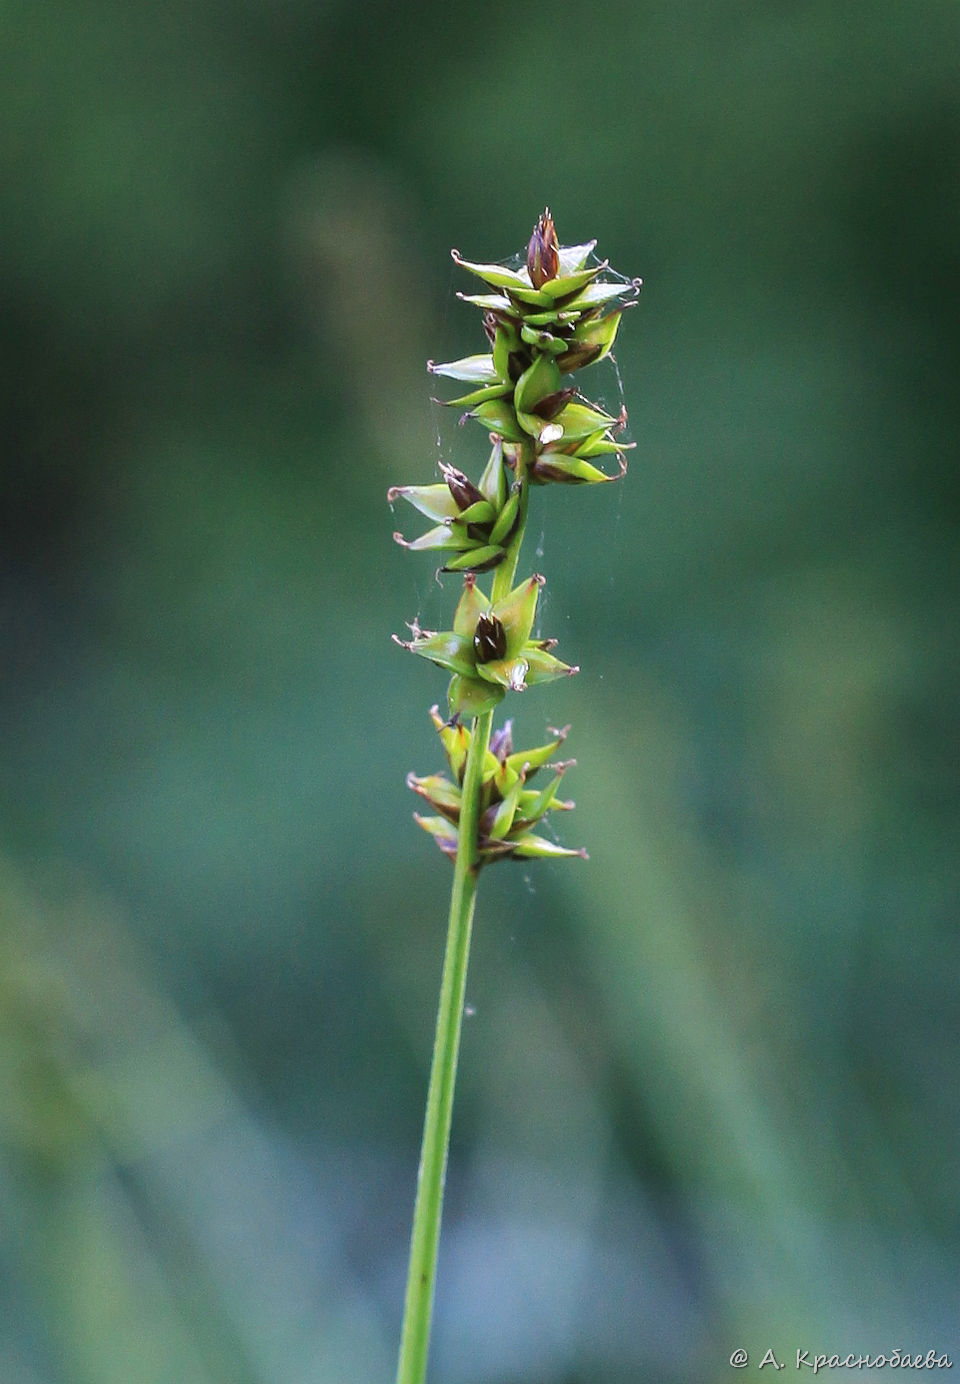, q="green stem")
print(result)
[394,703,488,1384]
[396,445,531,1384]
